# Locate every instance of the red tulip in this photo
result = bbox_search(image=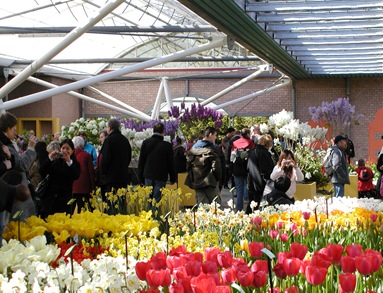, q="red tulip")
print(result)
[202,260,218,274]
[146,269,171,288]
[370,214,378,222]
[251,260,269,274]
[221,268,237,284]
[273,263,287,279]
[325,244,344,263]
[190,274,217,293]
[310,252,332,269]
[345,244,363,257]
[216,286,231,293]
[185,260,202,277]
[268,288,281,293]
[140,288,160,293]
[283,258,301,276]
[355,255,373,275]
[340,256,356,273]
[280,233,289,243]
[278,252,292,264]
[170,283,185,293]
[302,211,311,220]
[249,242,264,258]
[285,286,300,293]
[231,257,247,268]
[150,252,167,270]
[277,221,284,229]
[173,267,188,281]
[269,230,279,239]
[167,256,187,272]
[251,216,263,225]
[290,243,308,260]
[299,260,311,274]
[217,251,233,268]
[204,248,220,264]
[169,246,187,256]
[364,249,383,272]
[253,270,267,288]
[237,268,254,287]
[305,266,328,285]
[178,276,192,293]
[135,261,151,280]
[339,273,356,293]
